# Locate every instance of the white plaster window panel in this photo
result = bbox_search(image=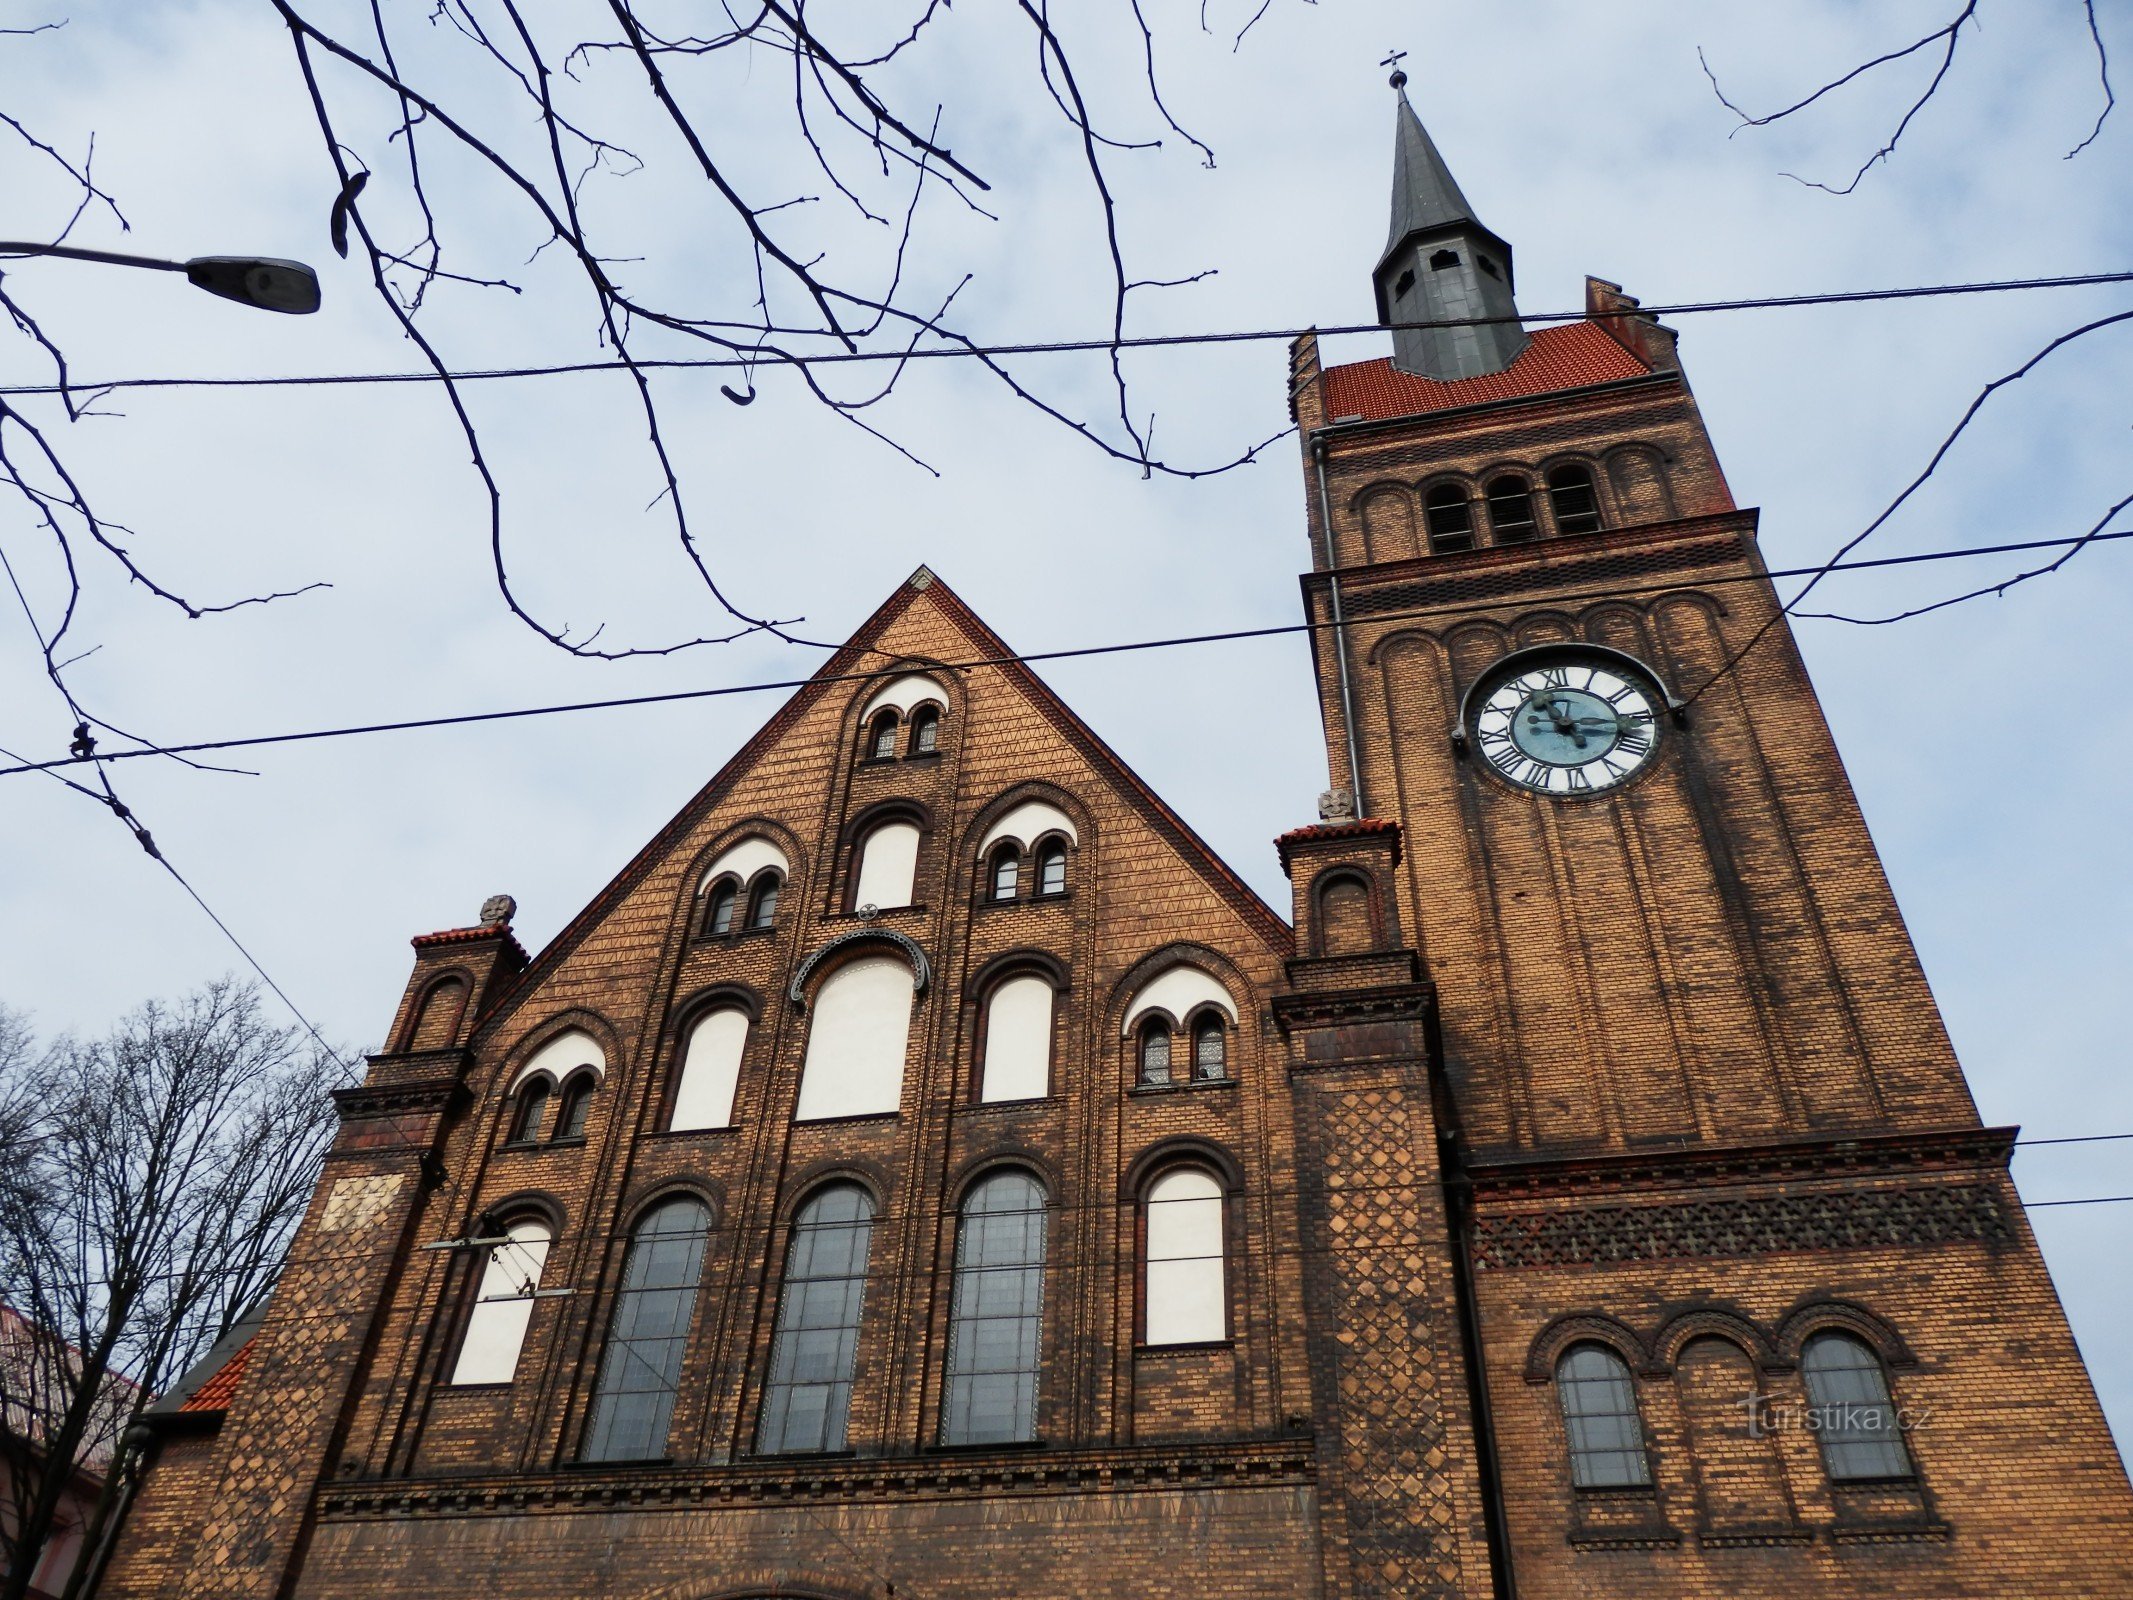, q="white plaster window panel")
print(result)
[794,957,915,1120]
